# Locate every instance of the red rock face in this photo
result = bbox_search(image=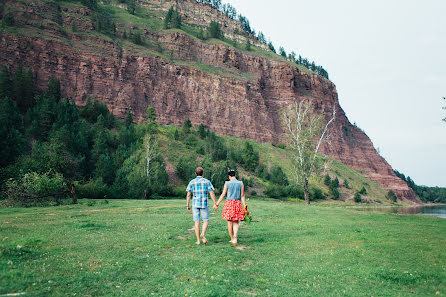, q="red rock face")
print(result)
[0,0,417,201]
